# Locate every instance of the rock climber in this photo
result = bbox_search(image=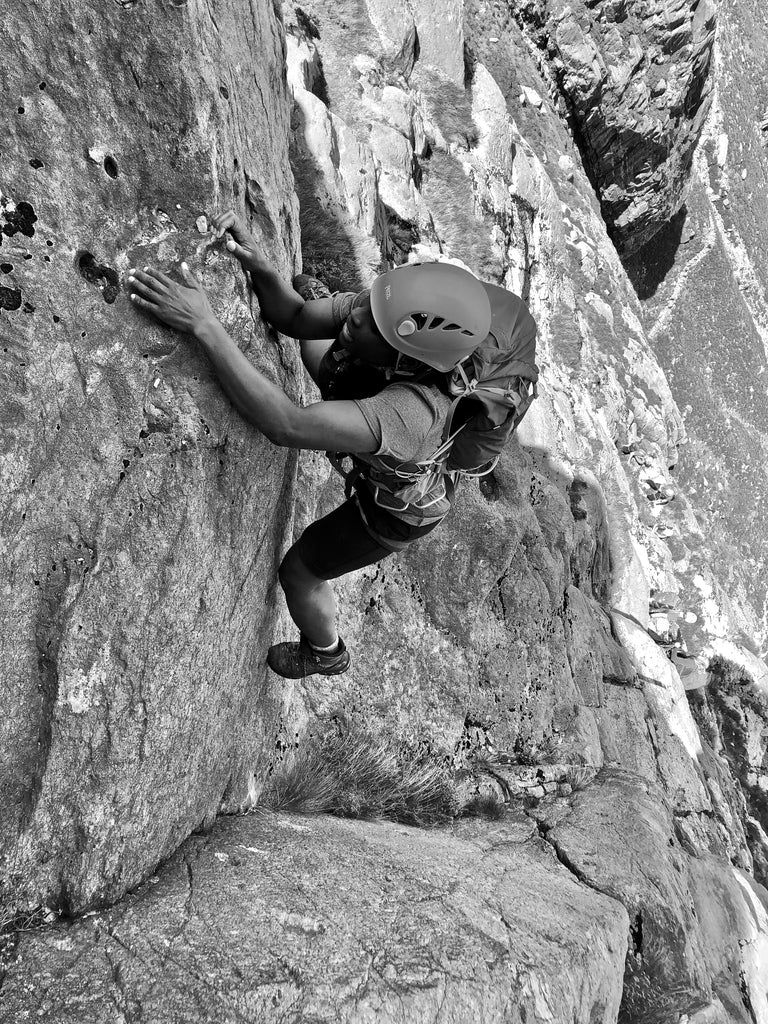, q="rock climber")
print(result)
[127,210,512,679]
